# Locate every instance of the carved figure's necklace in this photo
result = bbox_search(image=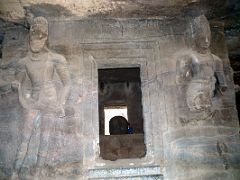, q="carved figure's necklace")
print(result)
[30,53,41,61]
